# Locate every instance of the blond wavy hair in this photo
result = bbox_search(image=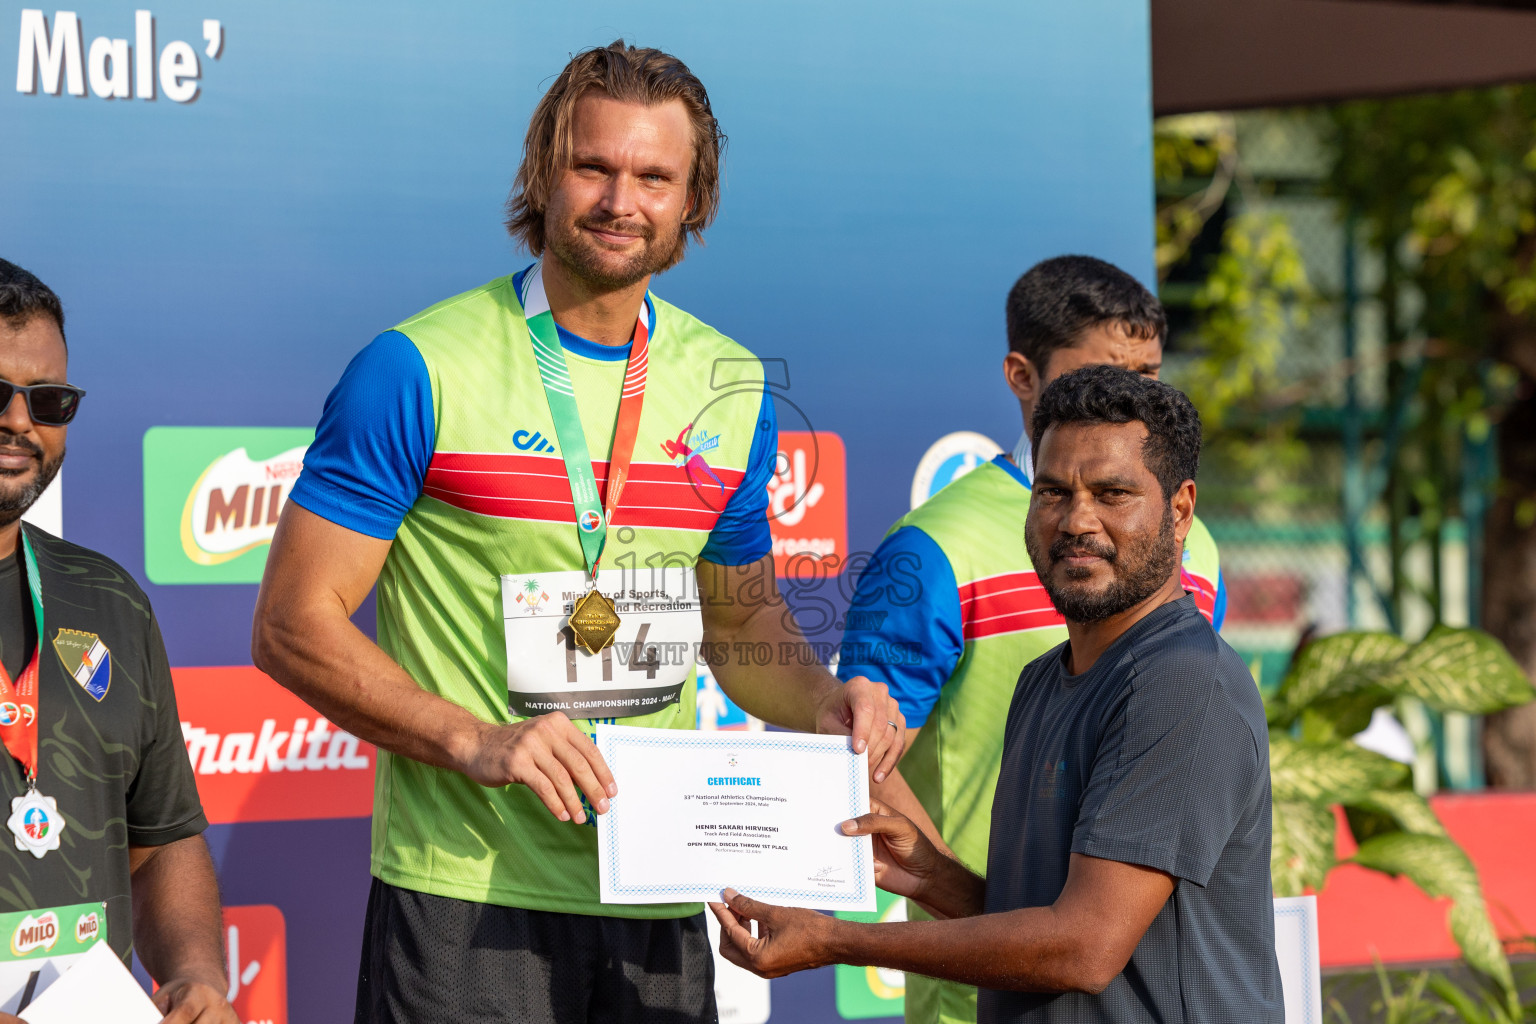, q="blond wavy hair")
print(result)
[505,40,725,267]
